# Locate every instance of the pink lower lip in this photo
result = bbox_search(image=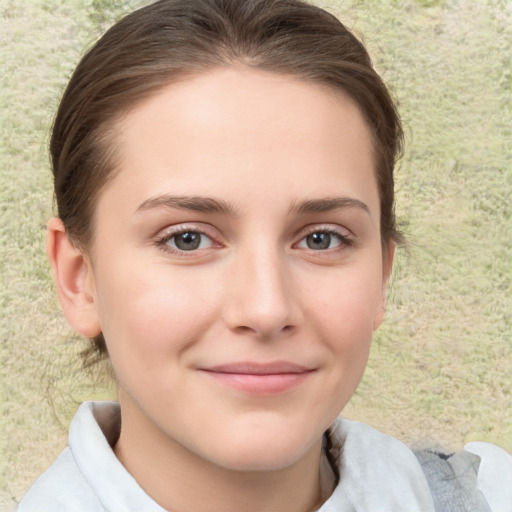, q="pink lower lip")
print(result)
[200,370,313,395]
